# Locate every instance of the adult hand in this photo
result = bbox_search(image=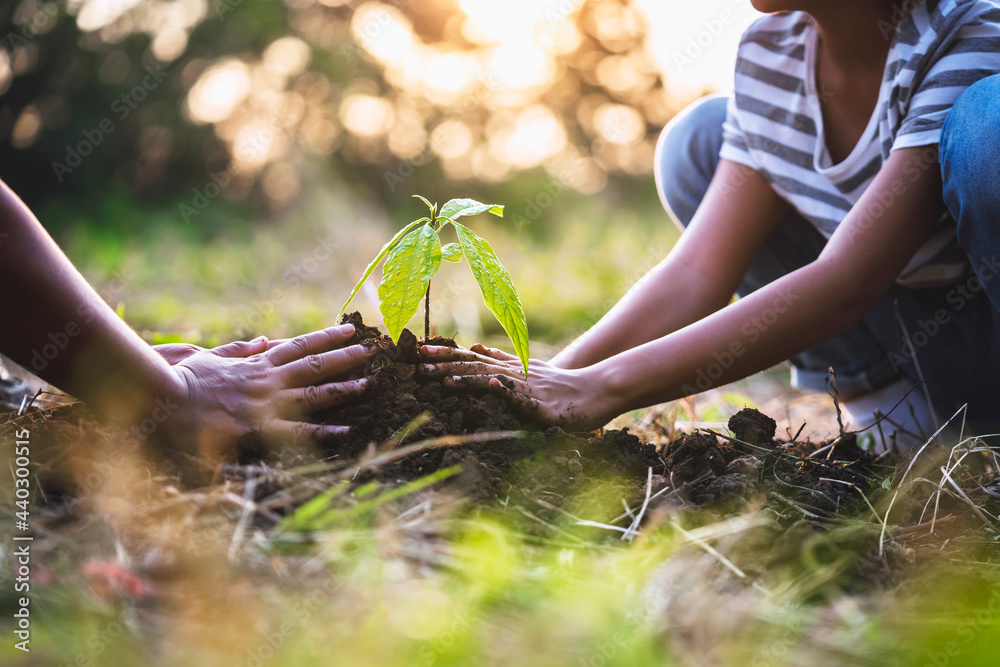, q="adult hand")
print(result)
[419,343,616,432]
[152,343,203,365]
[0,178,372,461]
[159,323,374,455]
